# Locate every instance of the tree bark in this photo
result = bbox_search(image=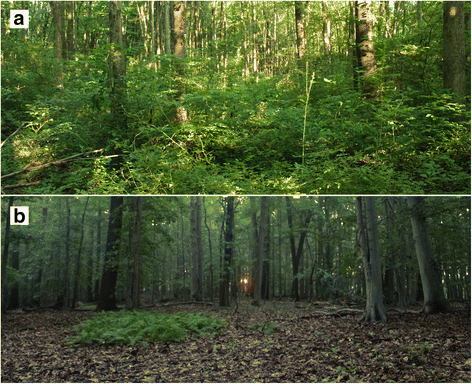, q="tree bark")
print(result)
[357,197,387,323]
[355,0,378,98]
[173,1,189,123]
[407,197,449,314]
[132,197,143,308]
[220,196,234,307]
[2,197,14,313]
[108,1,128,131]
[254,197,269,306]
[191,196,203,302]
[443,2,466,102]
[97,196,123,311]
